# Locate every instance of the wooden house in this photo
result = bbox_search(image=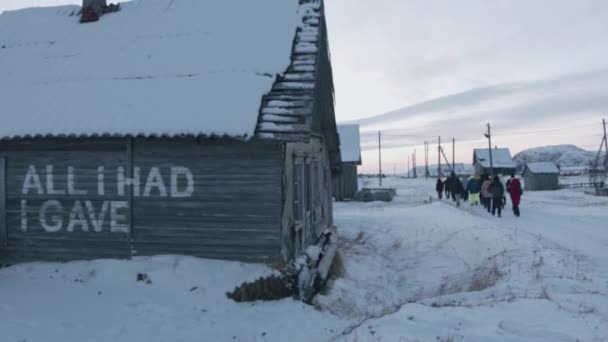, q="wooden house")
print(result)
[523,162,559,191]
[333,125,361,200]
[0,0,340,265]
[473,148,517,176]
